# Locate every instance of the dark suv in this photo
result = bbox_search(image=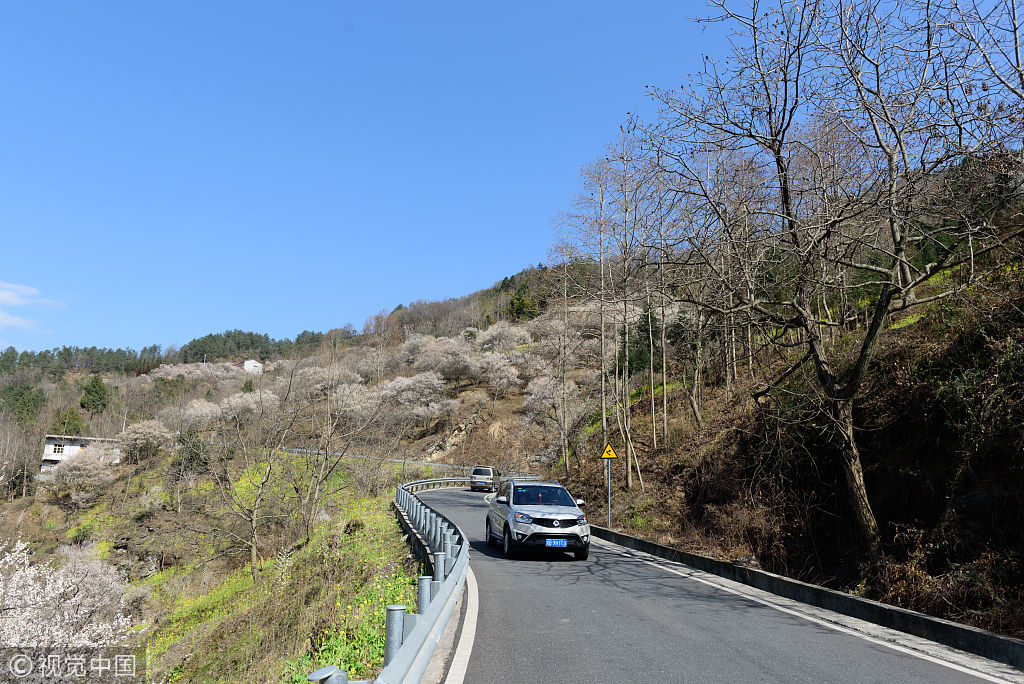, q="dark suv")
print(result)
[469,466,500,492]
